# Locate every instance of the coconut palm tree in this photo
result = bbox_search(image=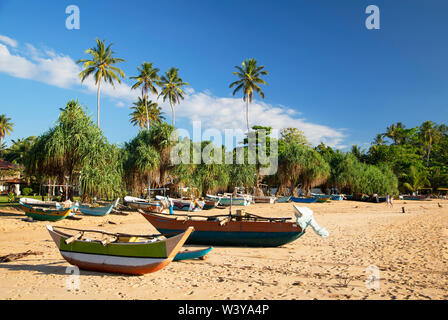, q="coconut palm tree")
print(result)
[4,136,37,165]
[158,67,189,127]
[130,97,164,130]
[419,120,441,166]
[229,58,268,132]
[130,62,160,130]
[0,114,14,148]
[77,39,126,128]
